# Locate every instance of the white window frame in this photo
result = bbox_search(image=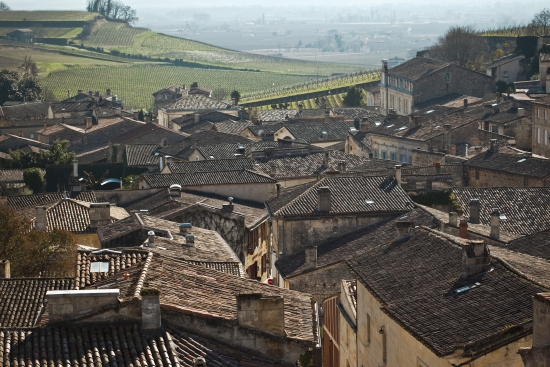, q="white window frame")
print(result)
[503,70,509,78]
